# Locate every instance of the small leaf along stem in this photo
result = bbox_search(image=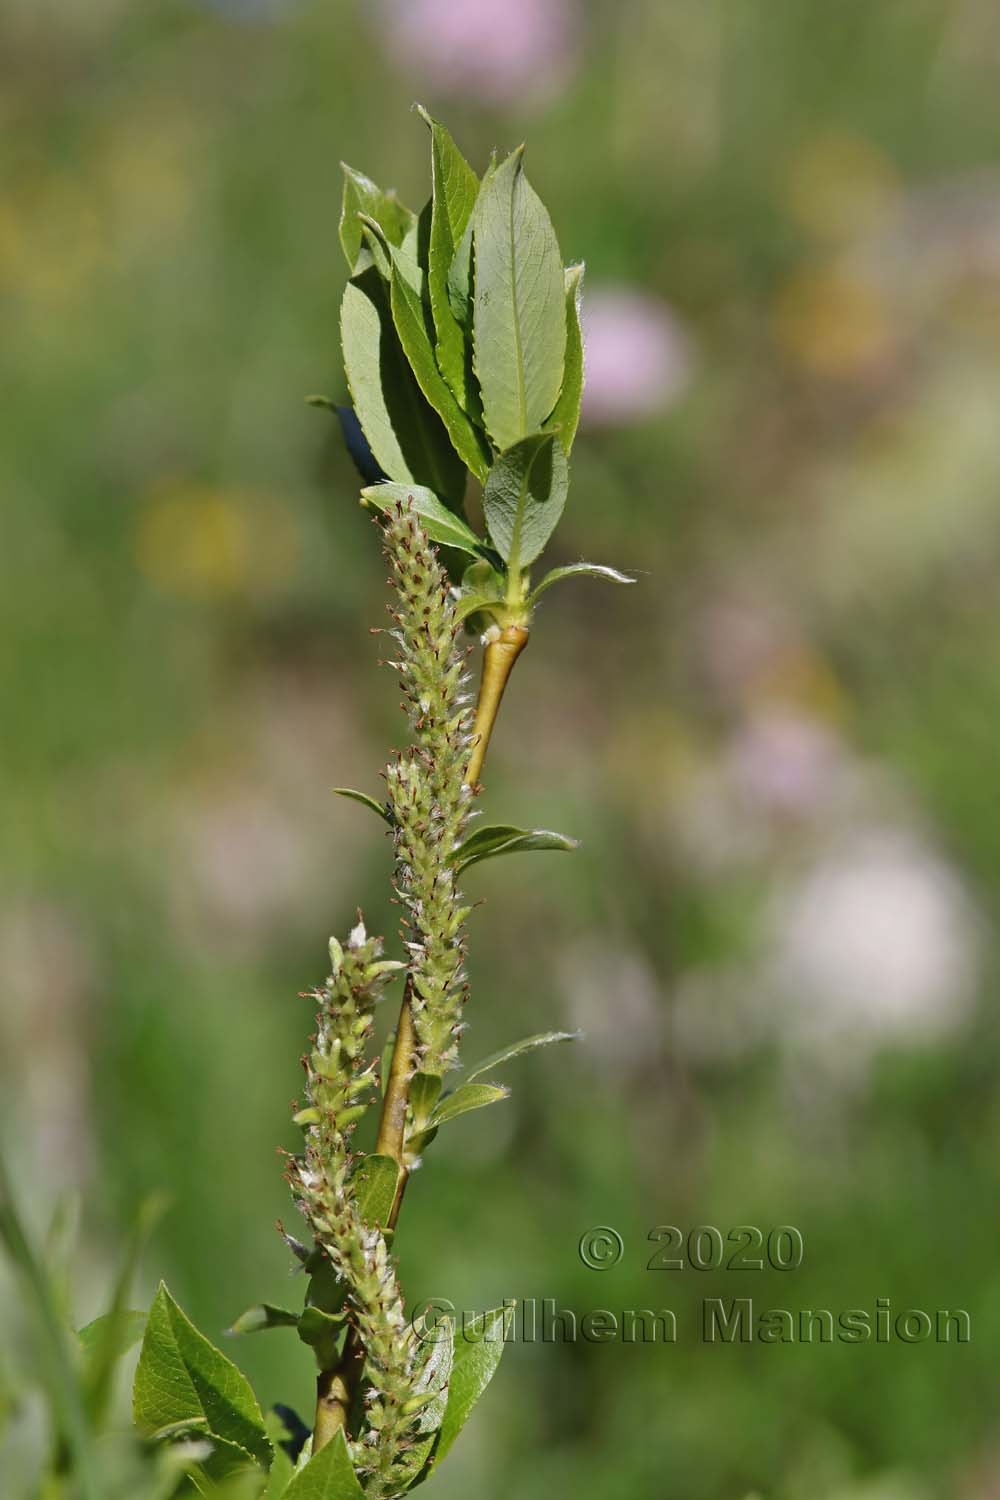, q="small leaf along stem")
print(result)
[312,624,529,1454]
